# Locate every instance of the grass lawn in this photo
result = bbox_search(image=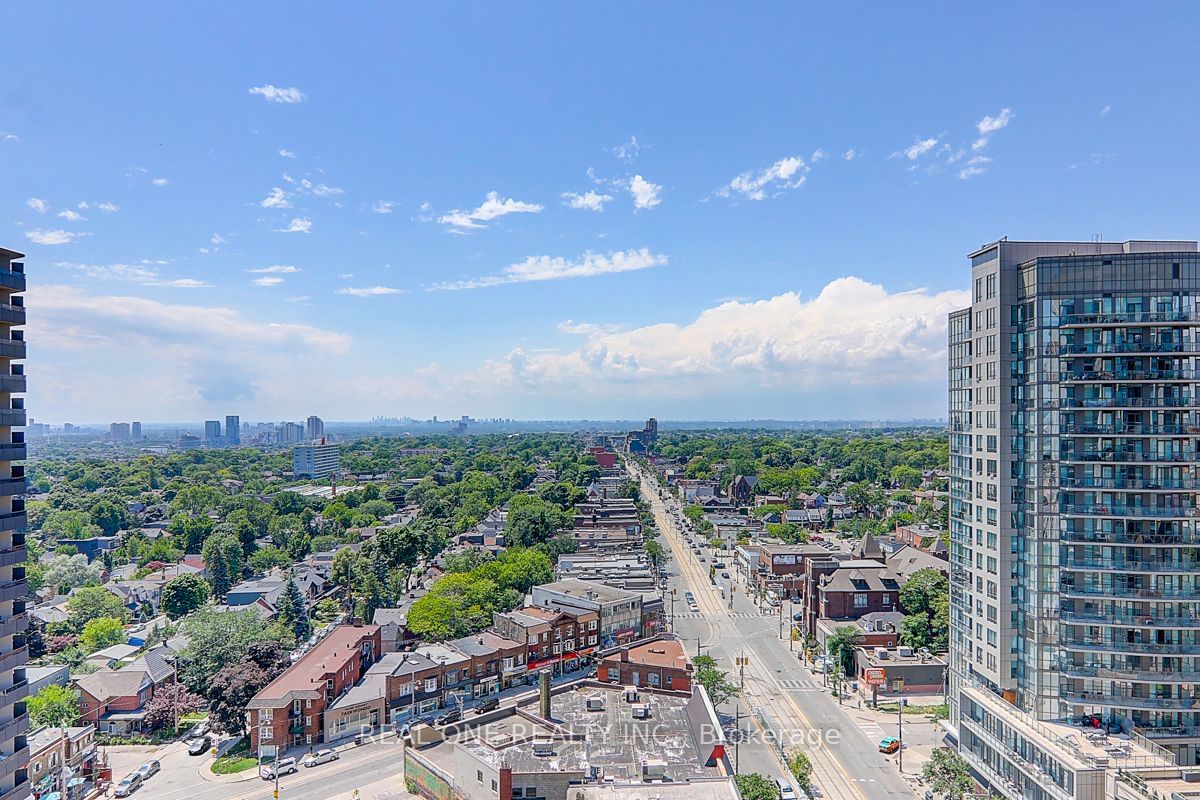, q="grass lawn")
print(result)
[210,740,263,775]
